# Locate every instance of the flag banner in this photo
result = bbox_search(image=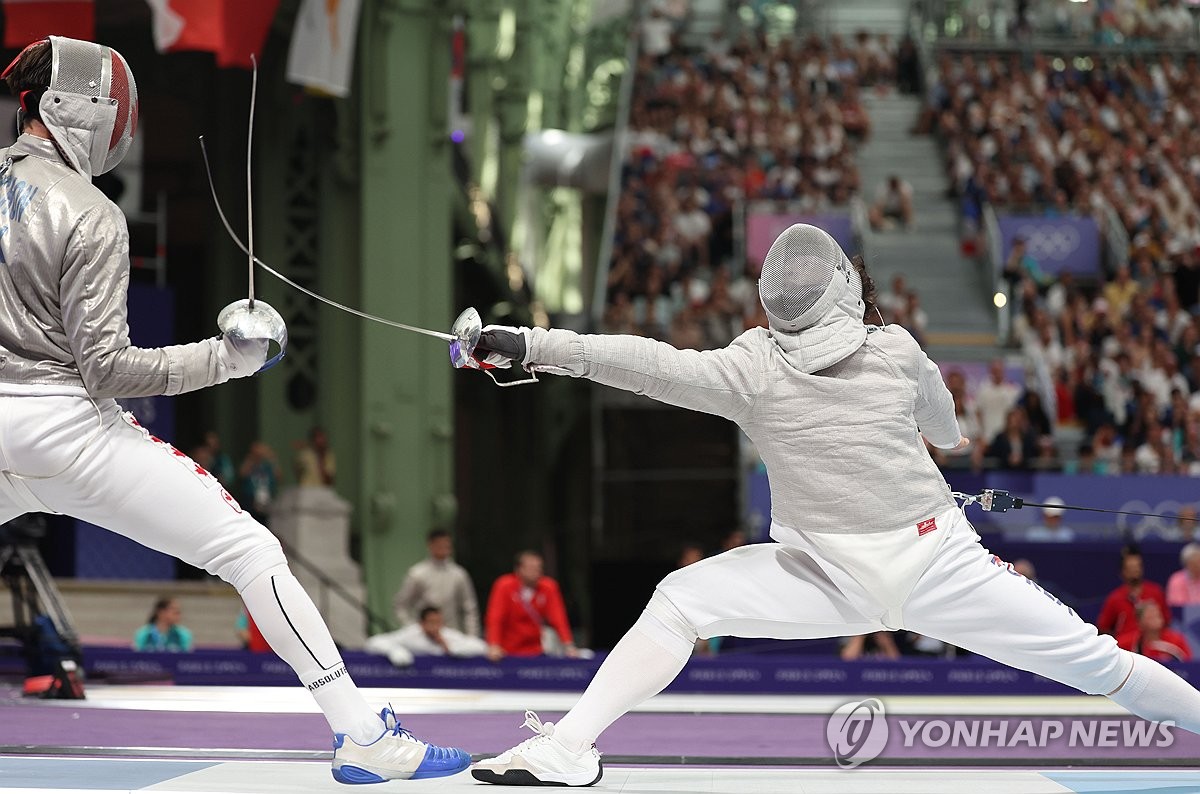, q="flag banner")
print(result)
[3,0,94,48]
[286,0,361,98]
